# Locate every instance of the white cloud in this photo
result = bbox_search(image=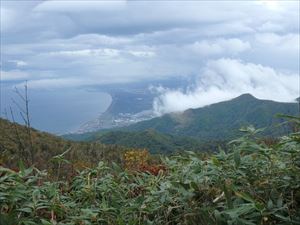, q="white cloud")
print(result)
[20,76,140,90]
[257,22,284,32]
[255,33,299,52]
[200,21,255,37]
[69,34,132,46]
[1,70,30,81]
[188,38,251,56]
[18,78,85,89]
[47,48,120,57]
[46,48,156,59]
[1,1,299,96]
[153,58,299,114]
[0,7,16,32]
[8,60,28,67]
[34,1,127,12]
[249,33,299,70]
[257,1,286,12]
[128,50,156,58]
